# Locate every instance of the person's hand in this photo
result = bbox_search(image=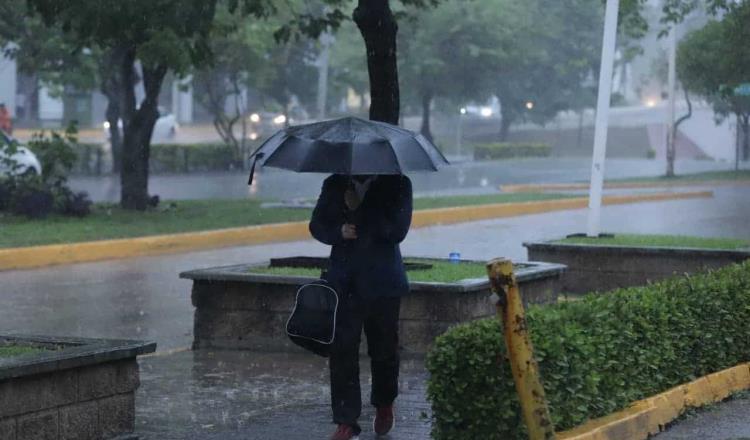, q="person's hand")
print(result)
[344,188,361,211]
[341,223,358,240]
